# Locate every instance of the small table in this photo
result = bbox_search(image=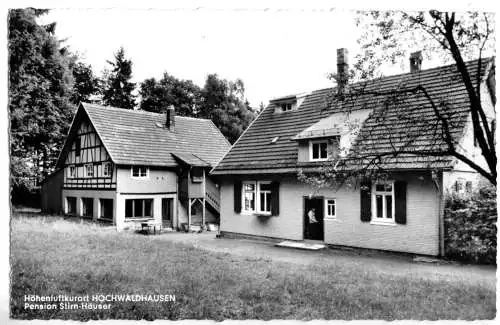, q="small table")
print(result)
[141,221,161,235]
